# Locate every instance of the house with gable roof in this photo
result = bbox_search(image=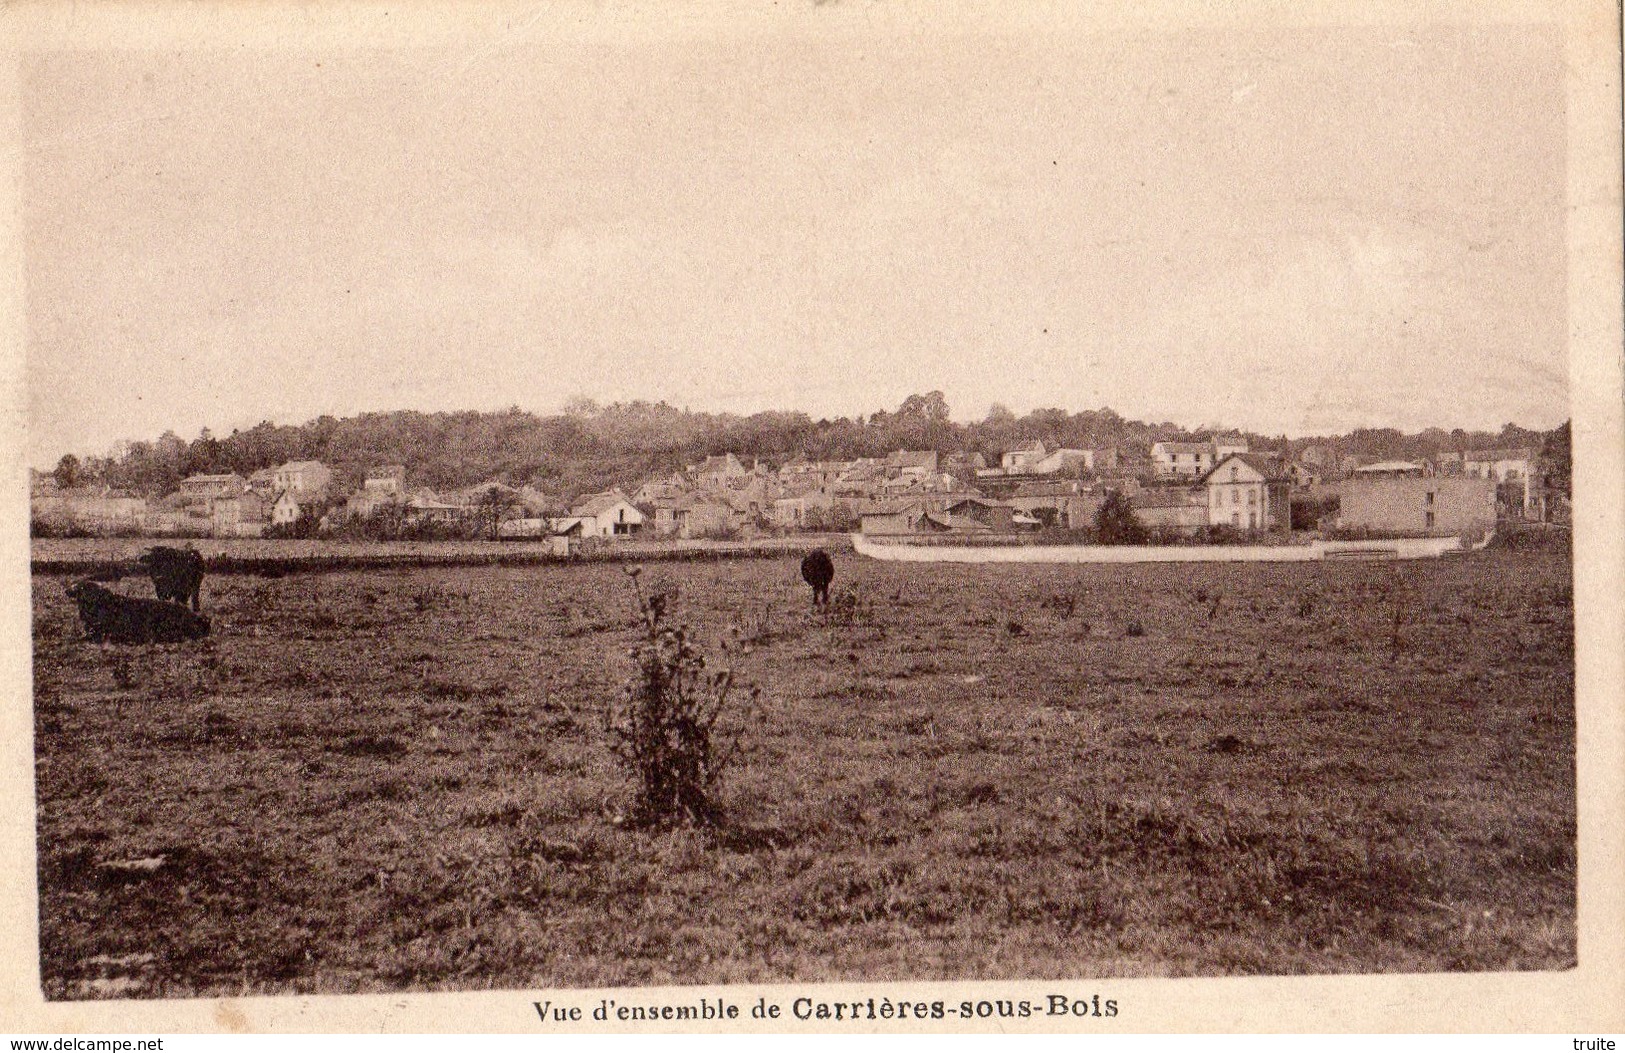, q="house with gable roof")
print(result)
[1199,453,1292,533]
[552,489,644,538]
